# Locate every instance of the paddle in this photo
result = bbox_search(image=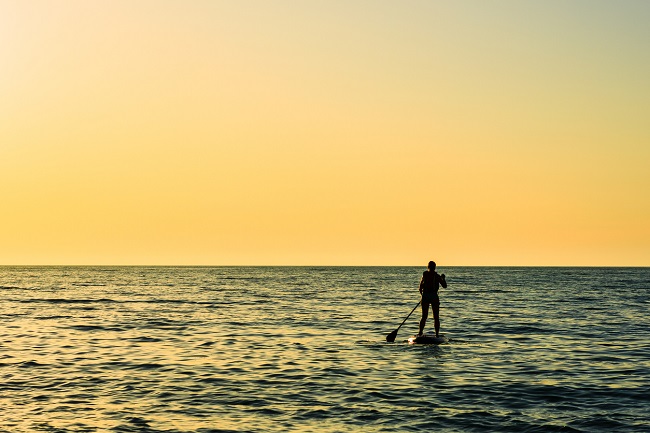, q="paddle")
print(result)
[386,301,421,342]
